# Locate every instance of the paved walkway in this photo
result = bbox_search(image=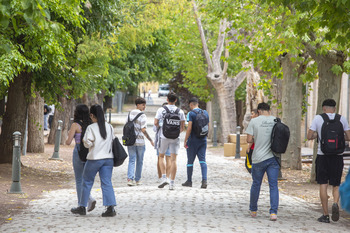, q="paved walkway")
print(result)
[1,103,350,232]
